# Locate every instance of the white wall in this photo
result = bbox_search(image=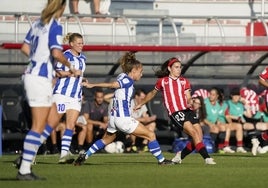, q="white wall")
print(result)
[154,1,267,17]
